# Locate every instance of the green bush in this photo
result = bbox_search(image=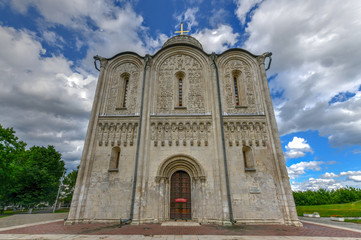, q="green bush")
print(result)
[293,186,361,206]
